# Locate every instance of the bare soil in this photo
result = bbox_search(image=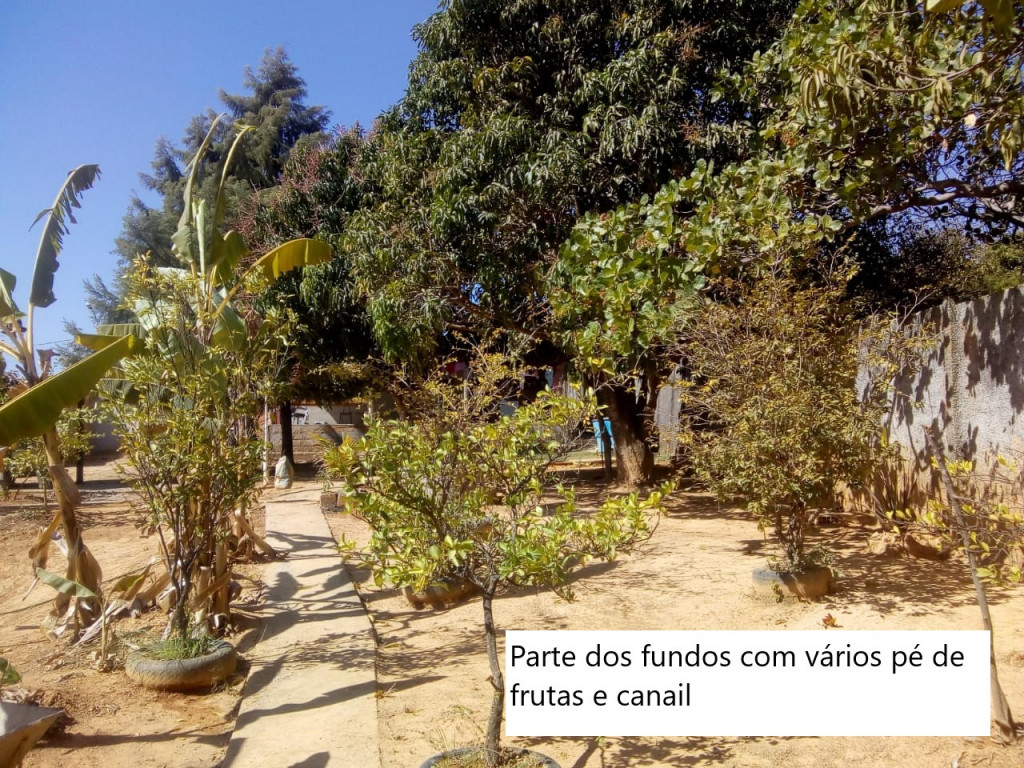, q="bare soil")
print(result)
[0,458,263,768]
[325,466,1024,768]
[3,459,1023,768]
